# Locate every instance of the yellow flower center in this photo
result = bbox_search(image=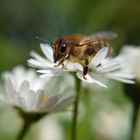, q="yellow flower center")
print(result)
[43,95,49,102]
